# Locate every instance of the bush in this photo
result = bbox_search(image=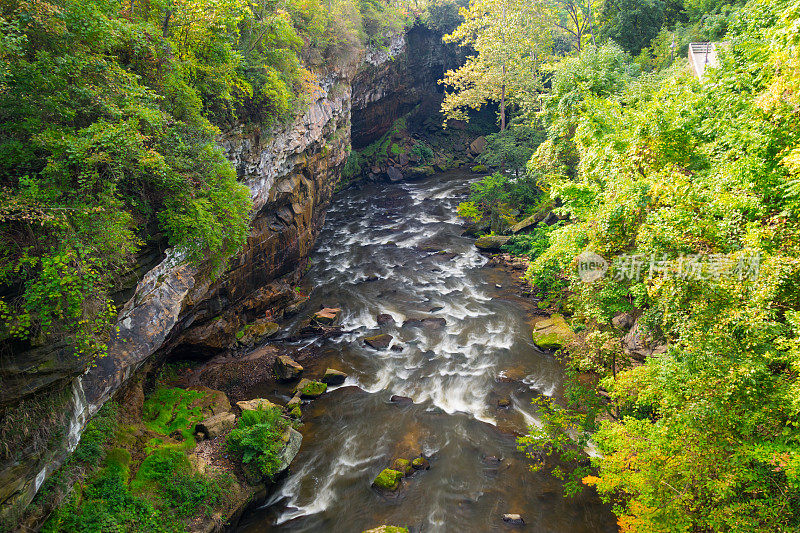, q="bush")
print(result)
[227,406,290,478]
